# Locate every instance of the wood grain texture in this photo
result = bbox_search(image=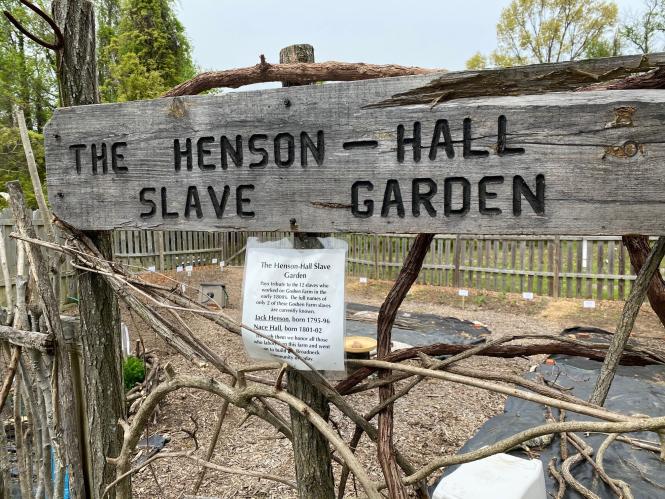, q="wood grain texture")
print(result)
[375,52,665,108]
[46,82,665,235]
